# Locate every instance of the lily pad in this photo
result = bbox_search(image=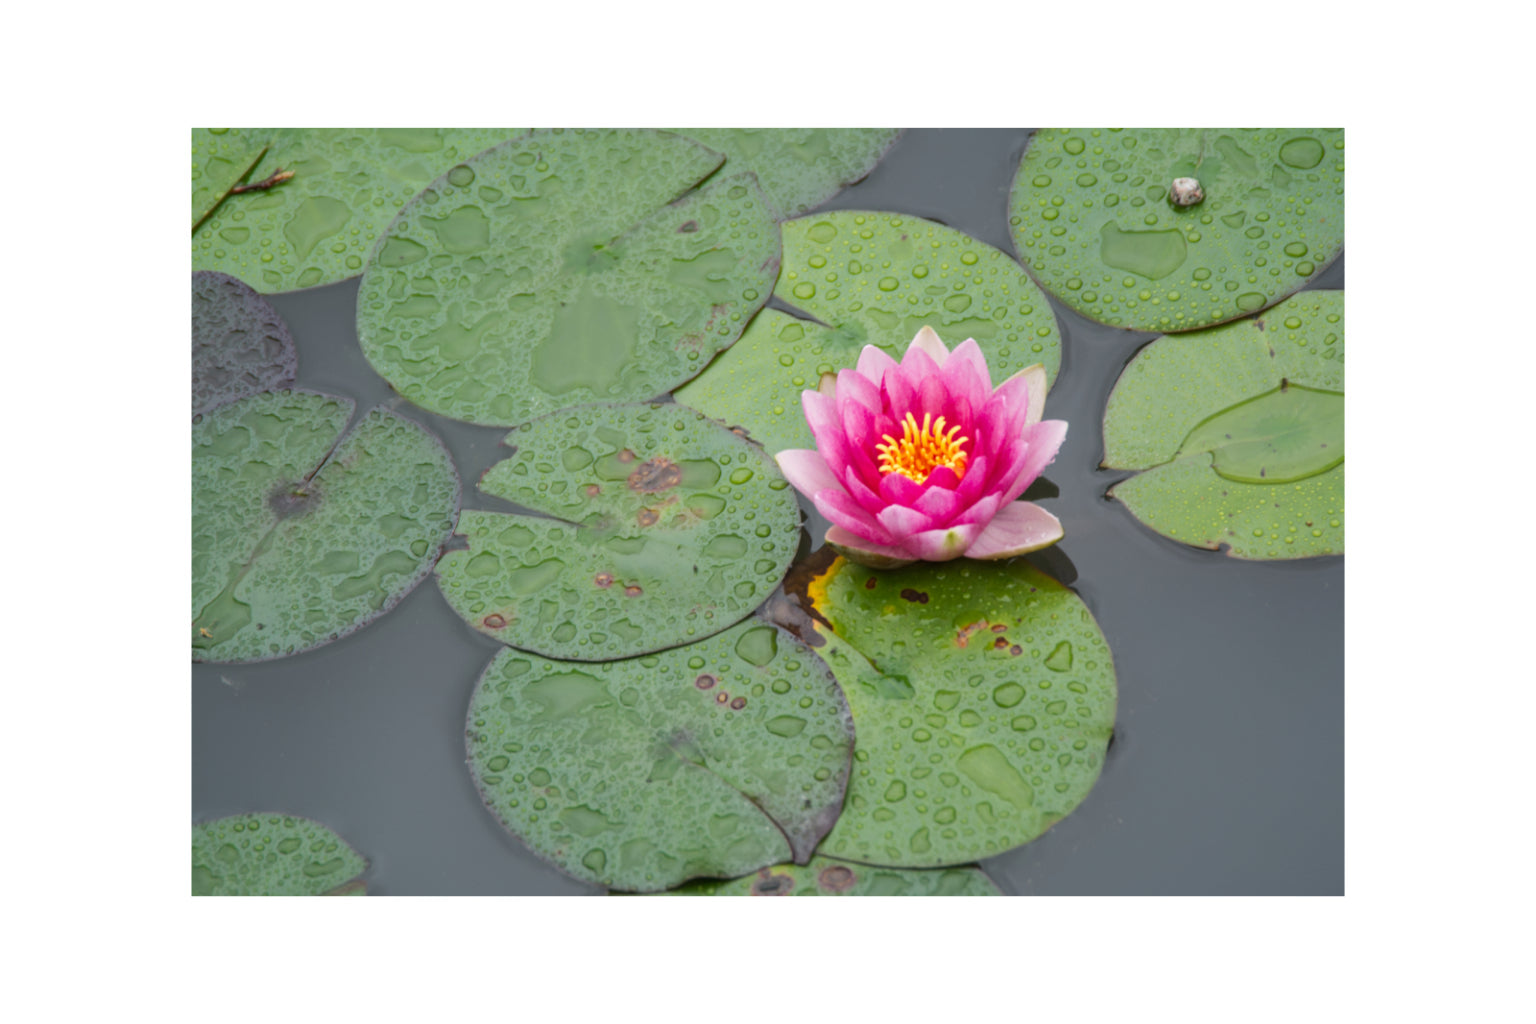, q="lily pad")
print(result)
[192,271,297,415]
[658,856,1000,896]
[1104,290,1344,558]
[1009,128,1344,332]
[466,619,854,892]
[668,129,902,219]
[804,555,1116,868]
[436,402,801,661]
[677,212,1062,451]
[356,128,780,427]
[192,128,523,293]
[193,389,460,662]
[192,813,366,895]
